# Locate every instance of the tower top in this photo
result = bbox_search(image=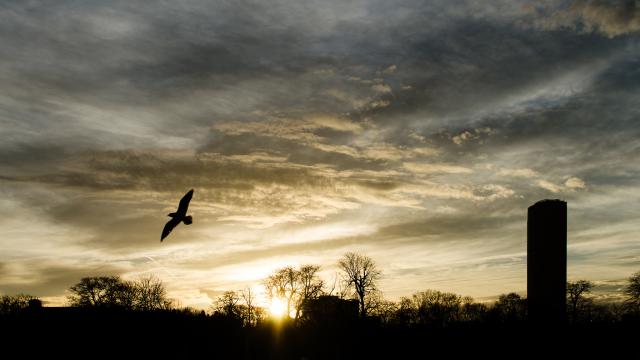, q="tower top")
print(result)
[529,199,566,209]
